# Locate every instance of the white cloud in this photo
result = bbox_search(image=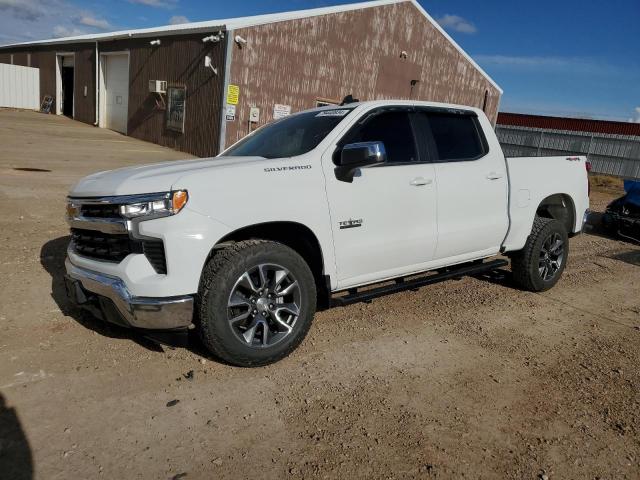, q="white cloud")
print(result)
[473,54,627,77]
[53,25,87,38]
[0,0,57,21]
[436,14,477,34]
[169,15,189,25]
[0,0,115,45]
[474,55,570,68]
[630,107,640,123]
[128,0,178,8]
[76,14,111,30]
